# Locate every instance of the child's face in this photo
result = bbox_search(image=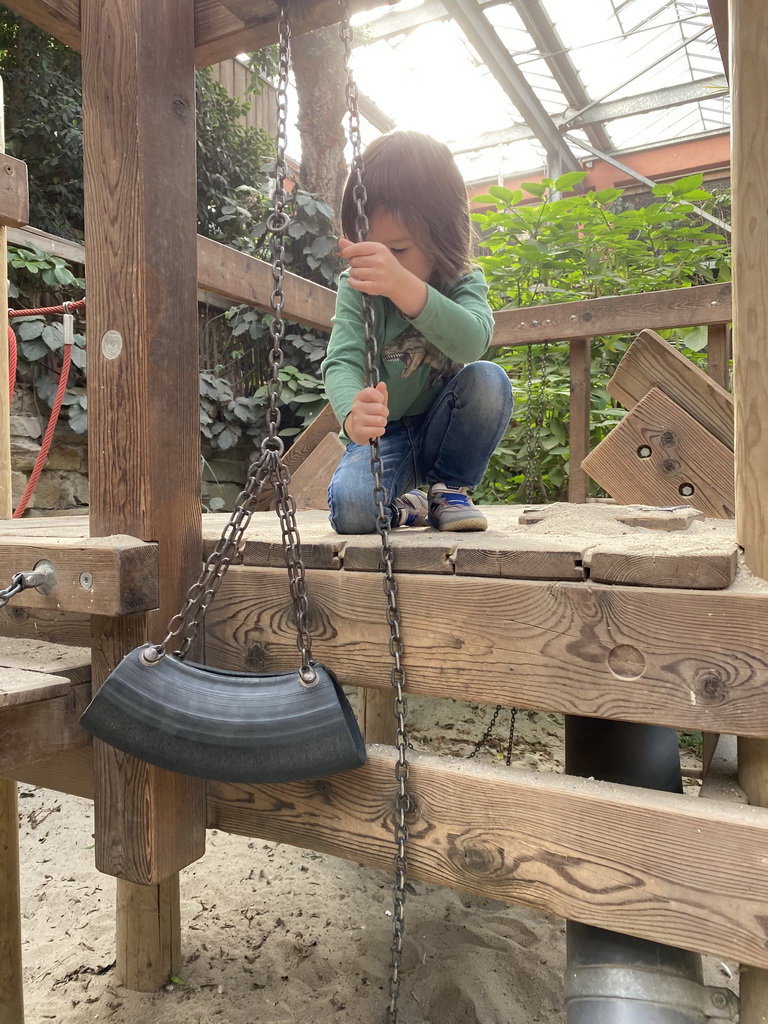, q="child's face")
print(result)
[367,210,436,283]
